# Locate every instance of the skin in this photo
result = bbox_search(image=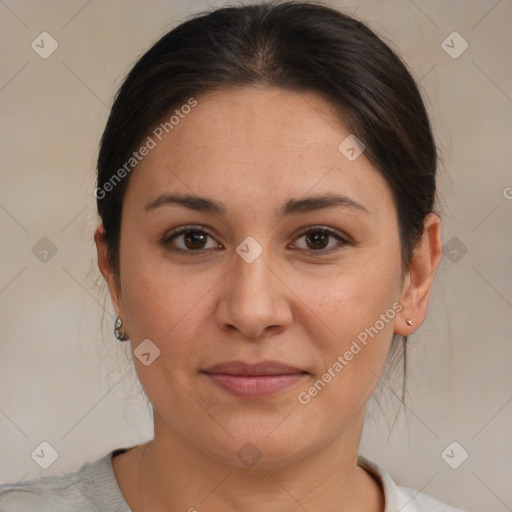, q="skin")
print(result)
[95,86,442,512]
